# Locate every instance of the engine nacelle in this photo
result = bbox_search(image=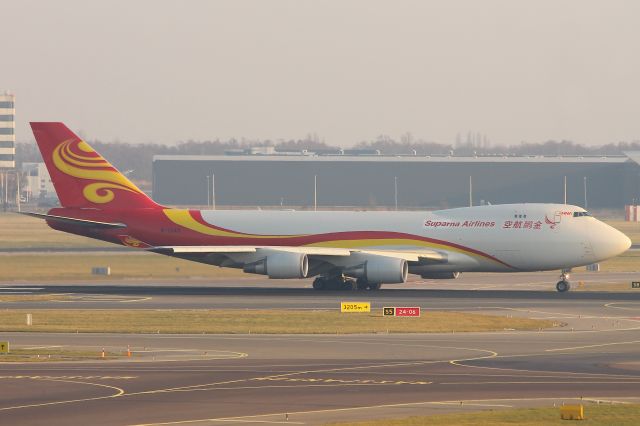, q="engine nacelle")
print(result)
[420,271,461,279]
[346,256,408,284]
[243,252,309,279]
